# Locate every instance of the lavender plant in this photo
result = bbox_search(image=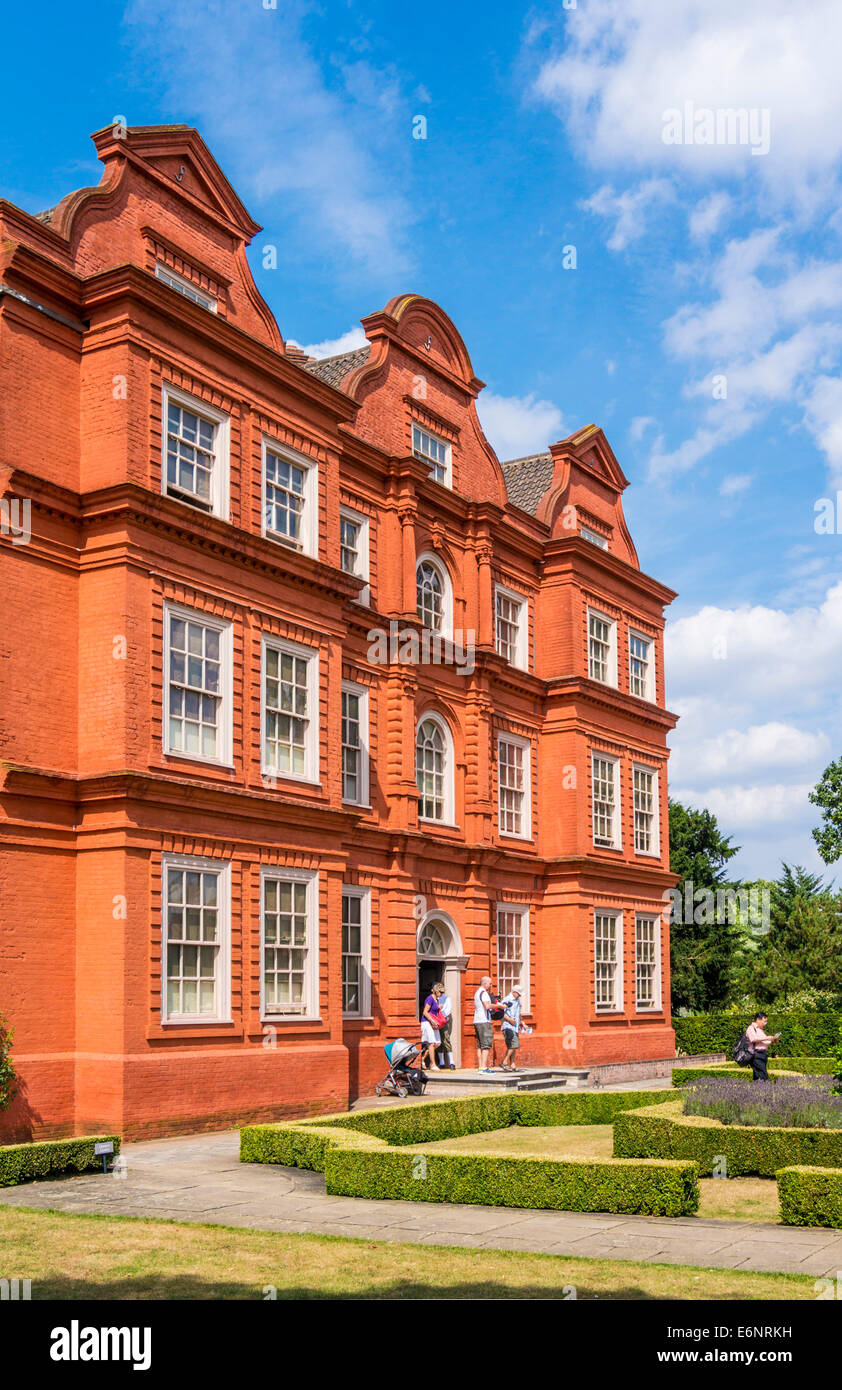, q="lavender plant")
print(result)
[683,1073,842,1129]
